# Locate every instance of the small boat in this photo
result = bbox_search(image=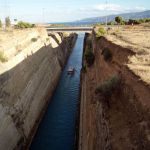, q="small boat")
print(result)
[67,67,75,74]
